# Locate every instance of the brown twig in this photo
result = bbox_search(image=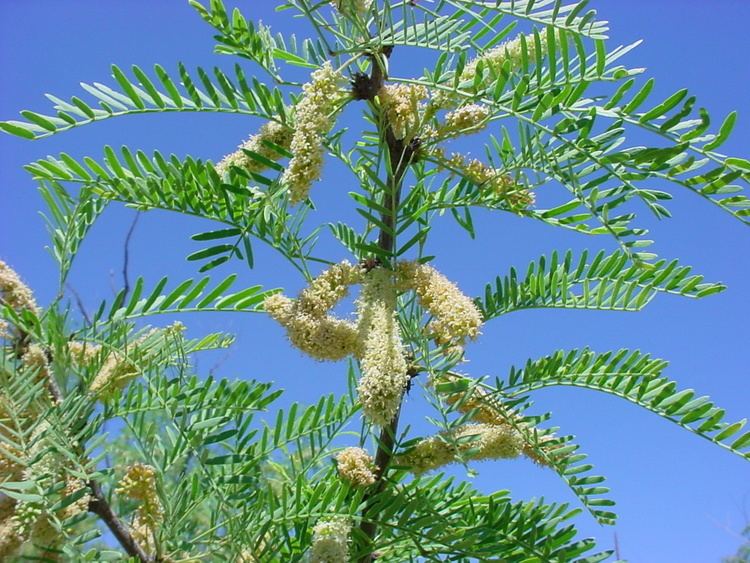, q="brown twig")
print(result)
[122,211,141,300]
[66,283,92,325]
[88,479,153,562]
